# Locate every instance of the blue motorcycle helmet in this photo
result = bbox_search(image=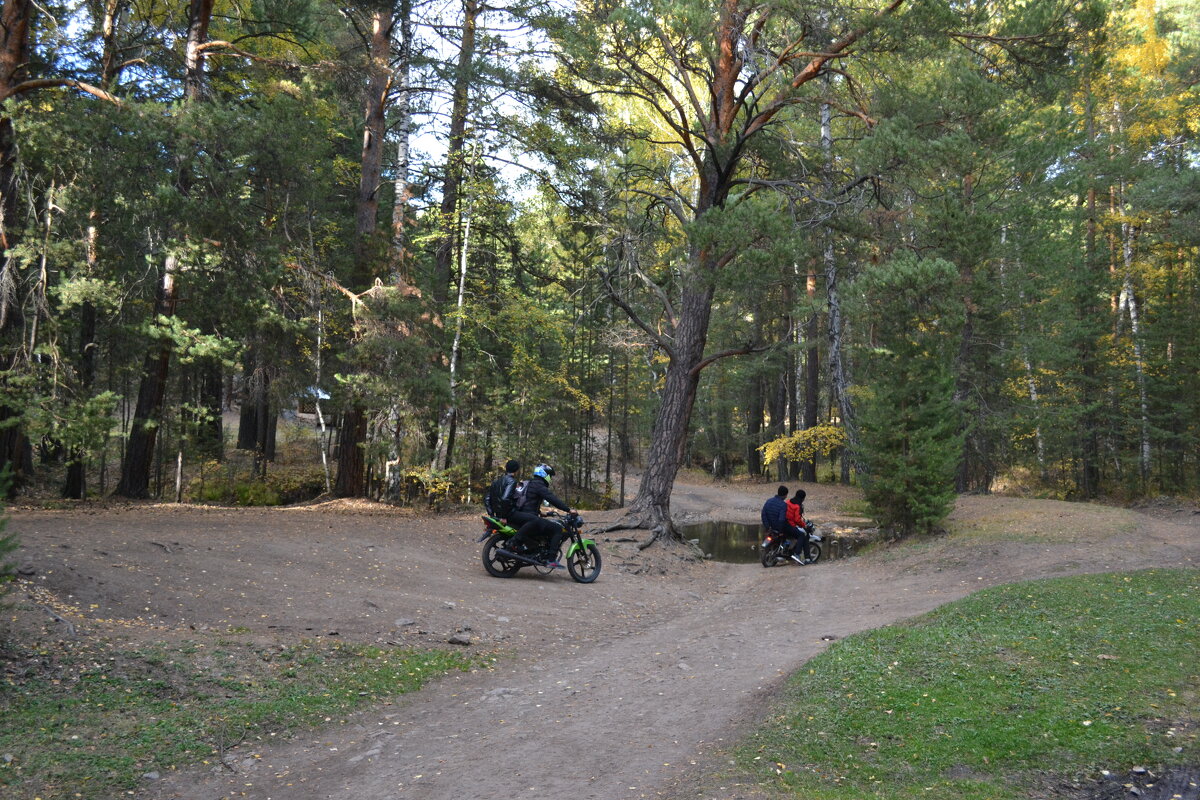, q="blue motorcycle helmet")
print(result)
[533,464,555,480]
